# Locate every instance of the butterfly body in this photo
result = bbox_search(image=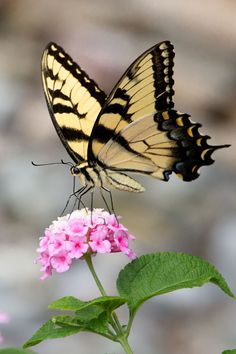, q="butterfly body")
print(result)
[70,160,145,192]
[41,41,229,193]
